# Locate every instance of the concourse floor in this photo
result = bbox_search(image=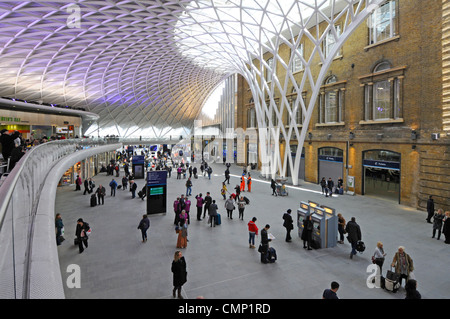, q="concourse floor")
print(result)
[56,162,450,299]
